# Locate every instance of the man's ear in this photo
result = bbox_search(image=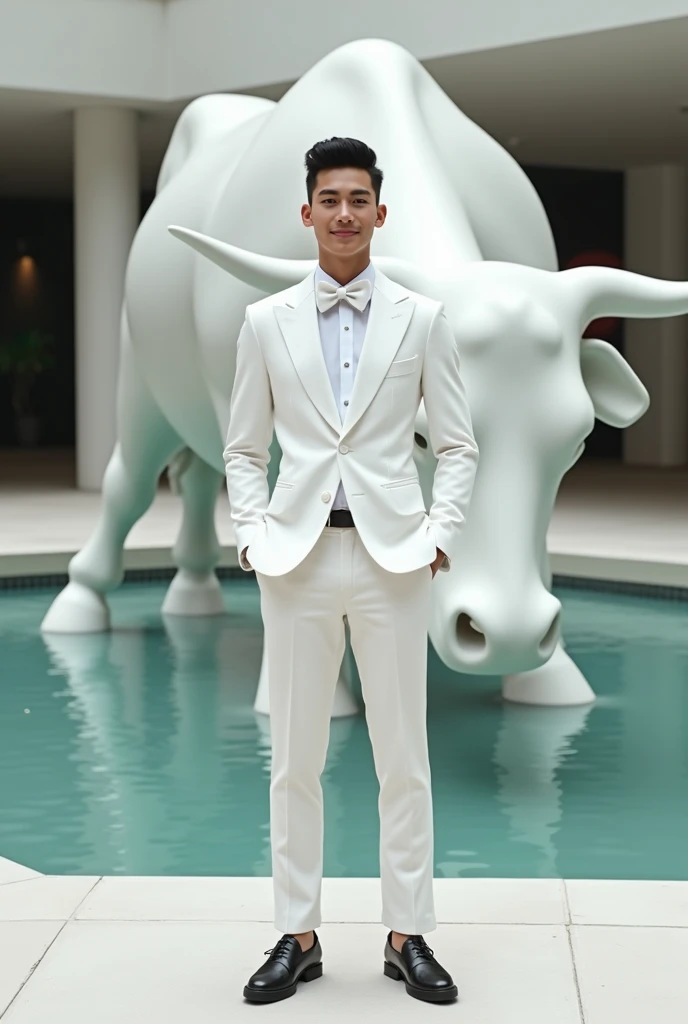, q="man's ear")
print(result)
[580,337,650,427]
[301,203,313,227]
